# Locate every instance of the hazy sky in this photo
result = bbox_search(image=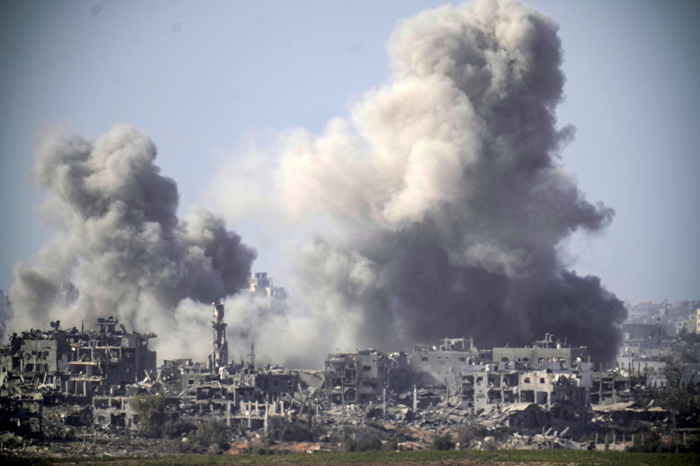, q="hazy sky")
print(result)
[1,0,698,304]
